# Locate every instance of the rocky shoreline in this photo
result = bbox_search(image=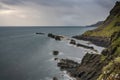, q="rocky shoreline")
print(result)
[46,33,104,80]
[55,35,109,80]
[47,33,98,51]
[73,35,111,47]
[57,1,120,80]
[57,53,106,80]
